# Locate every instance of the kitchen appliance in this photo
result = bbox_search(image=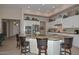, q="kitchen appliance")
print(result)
[74,30,79,34]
